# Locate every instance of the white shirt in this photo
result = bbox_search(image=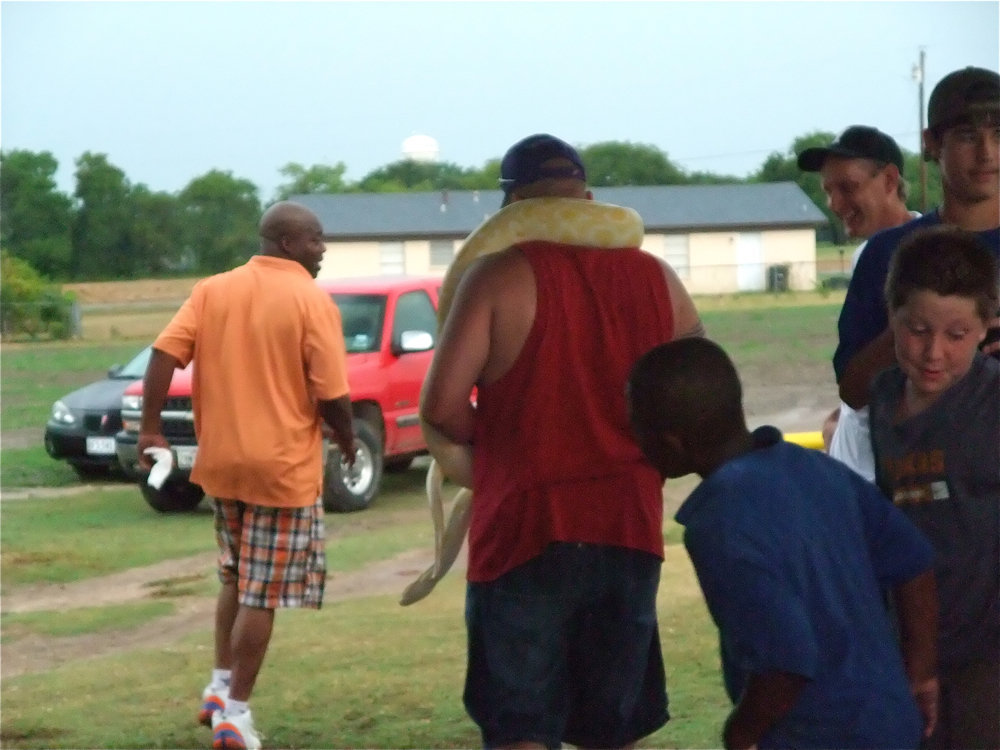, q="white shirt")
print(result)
[828,212,921,483]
